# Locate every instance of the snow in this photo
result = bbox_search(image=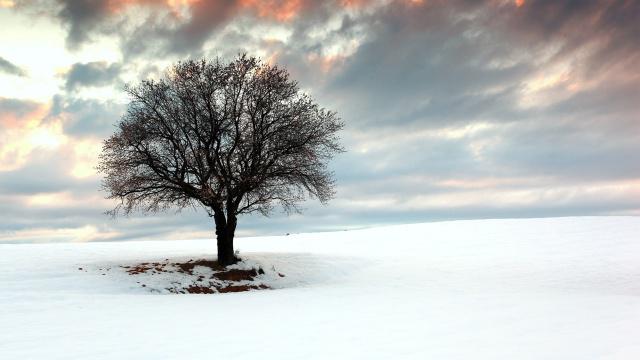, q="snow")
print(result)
[1,216,640,359]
